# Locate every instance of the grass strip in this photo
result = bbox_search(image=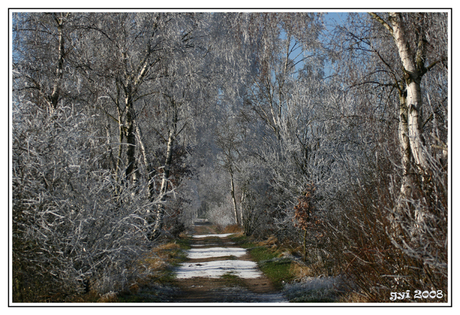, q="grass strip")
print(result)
[230,234,294,290]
